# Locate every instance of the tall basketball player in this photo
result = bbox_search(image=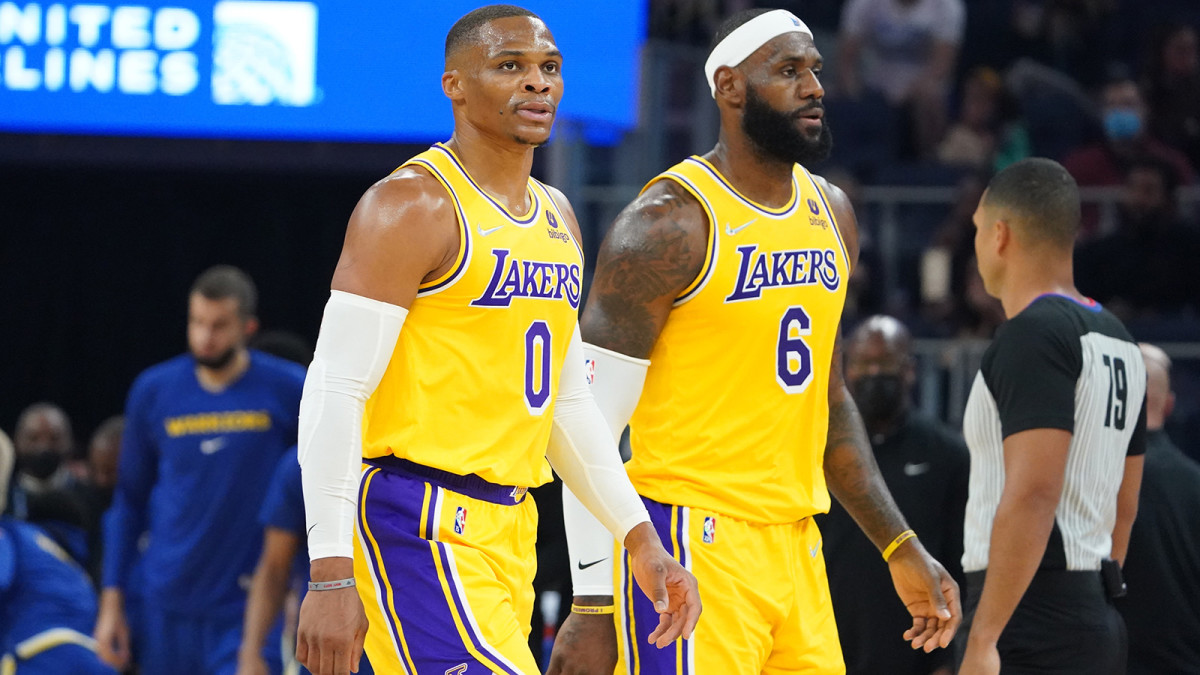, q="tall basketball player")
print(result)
[551,9,960,675]
[294,6,700,675]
